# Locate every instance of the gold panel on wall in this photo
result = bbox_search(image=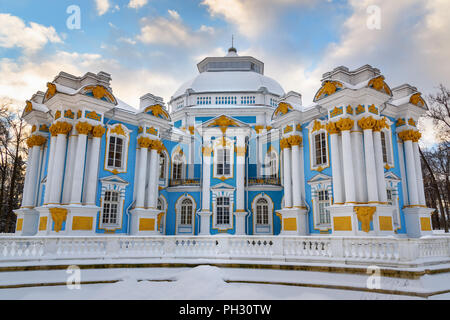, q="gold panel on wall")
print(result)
[333,216,352,231]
